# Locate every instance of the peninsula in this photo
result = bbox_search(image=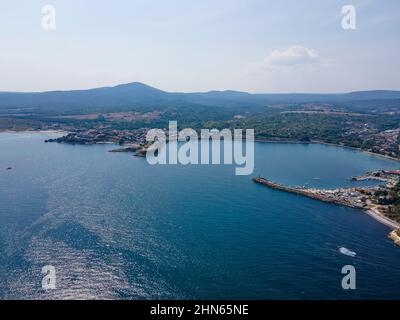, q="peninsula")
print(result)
[253,170,400,245]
